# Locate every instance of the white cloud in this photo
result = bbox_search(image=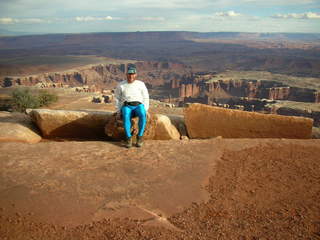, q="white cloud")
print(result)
[138,17,165,21]
[1,0,318,20]
[0,18,17,24]
[75,16,96,22]
[214,11,242,17]
[75,16,115,22]
[0,17,47,24]
[272,12,320,19]
[1,1,320,33]
[92,0,213,9]
[22,18,46,23]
